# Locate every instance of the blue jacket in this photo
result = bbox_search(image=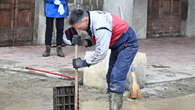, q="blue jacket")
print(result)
[45,0,68,18]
